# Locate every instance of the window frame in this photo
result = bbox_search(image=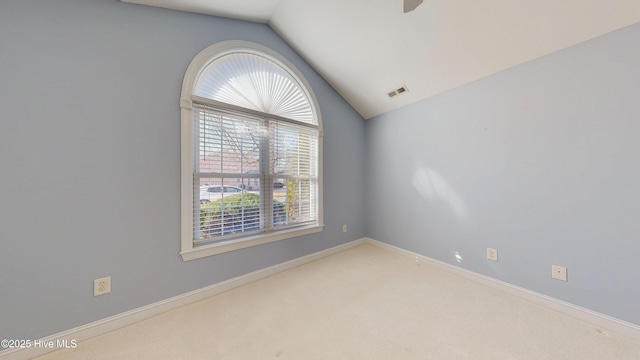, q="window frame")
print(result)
[180,41,324,261]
